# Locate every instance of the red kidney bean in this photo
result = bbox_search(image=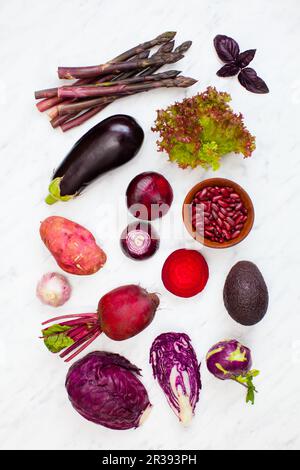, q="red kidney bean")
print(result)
[218,199,229,208]
[231,230,241,239]
[204,230,213,238]
[222,229,231,240]
[226,217,235,226]
[235,214,244,225]
[191,185,248,243]
[223,221,231,231]
[220,188,229,197]
[200,188,207,198]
